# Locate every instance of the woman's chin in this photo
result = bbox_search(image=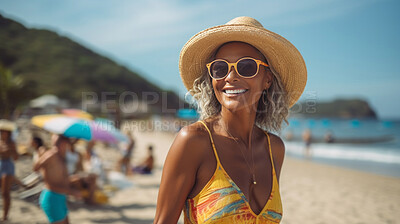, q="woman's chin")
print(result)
[219,96,261,113]
[221,101,249,113]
